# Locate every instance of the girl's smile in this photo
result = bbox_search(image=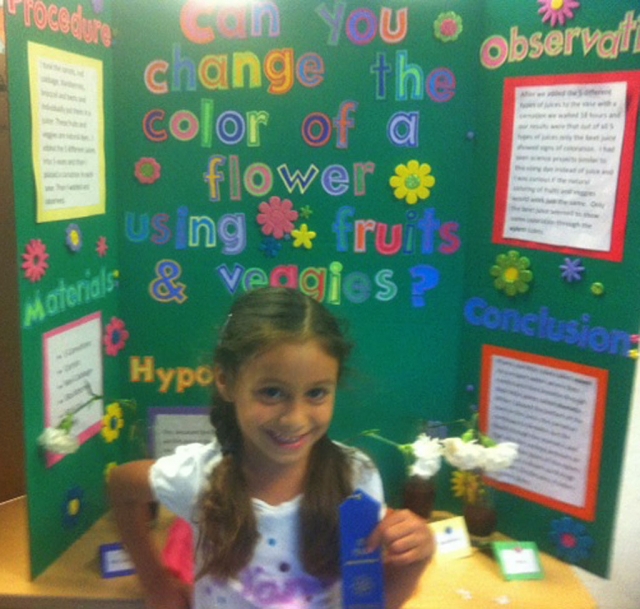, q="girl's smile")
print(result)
[216,339,339,484]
